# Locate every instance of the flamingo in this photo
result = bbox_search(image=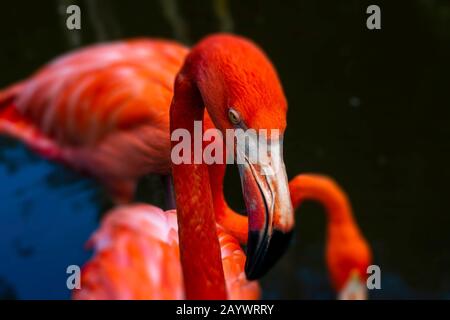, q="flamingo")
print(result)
[289,174,372,299]
[0,39,189,203]
[73,204,260,300]
[0,34,295,283]
[168,34,294,294]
